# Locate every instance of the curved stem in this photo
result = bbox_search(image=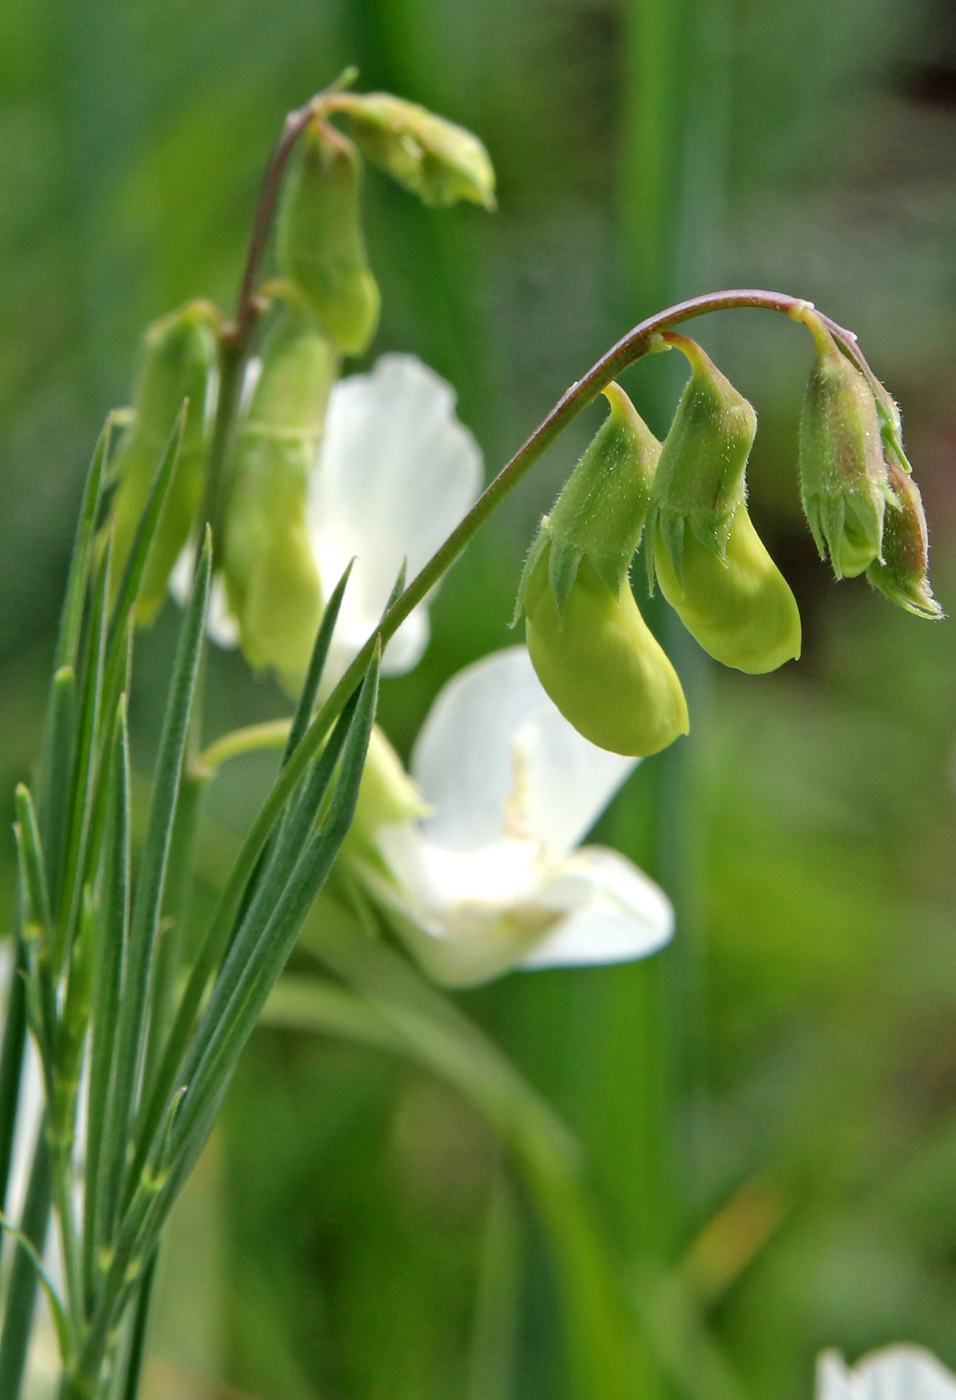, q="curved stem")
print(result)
[231,289,864,844]
[193,719,291,778]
